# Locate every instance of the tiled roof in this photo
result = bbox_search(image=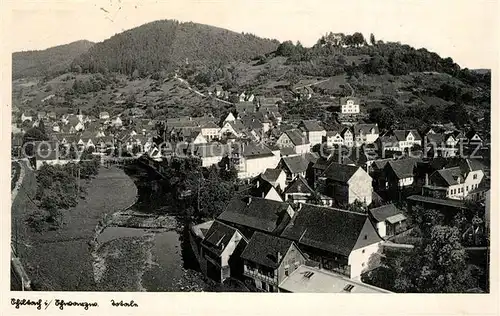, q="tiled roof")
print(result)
[261,168,284,183]
[353,124,379,136]
[369,204,402,223]
[433,167,462,186]
[240,232,295,269]
[284,129,308,146]
[284,175,314,195]
[340,96,361,105]
[217,196,292,235]
[322,162,360,183]
[386,158,420,179]
[242,142,274,158]
[299,120,325,132]
[201,220,243,257]
[281,155,310,175]
[282,204,382,256]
